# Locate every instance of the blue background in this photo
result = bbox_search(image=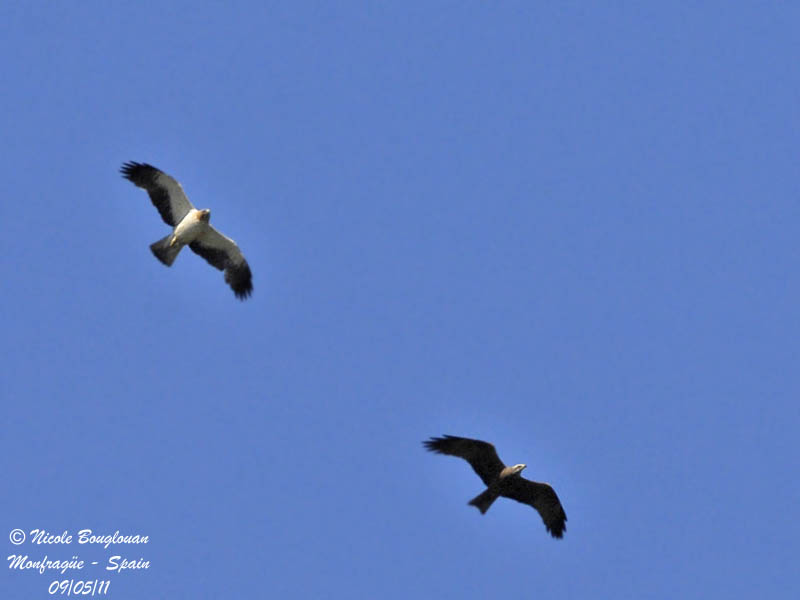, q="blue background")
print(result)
[2,2,799,598]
